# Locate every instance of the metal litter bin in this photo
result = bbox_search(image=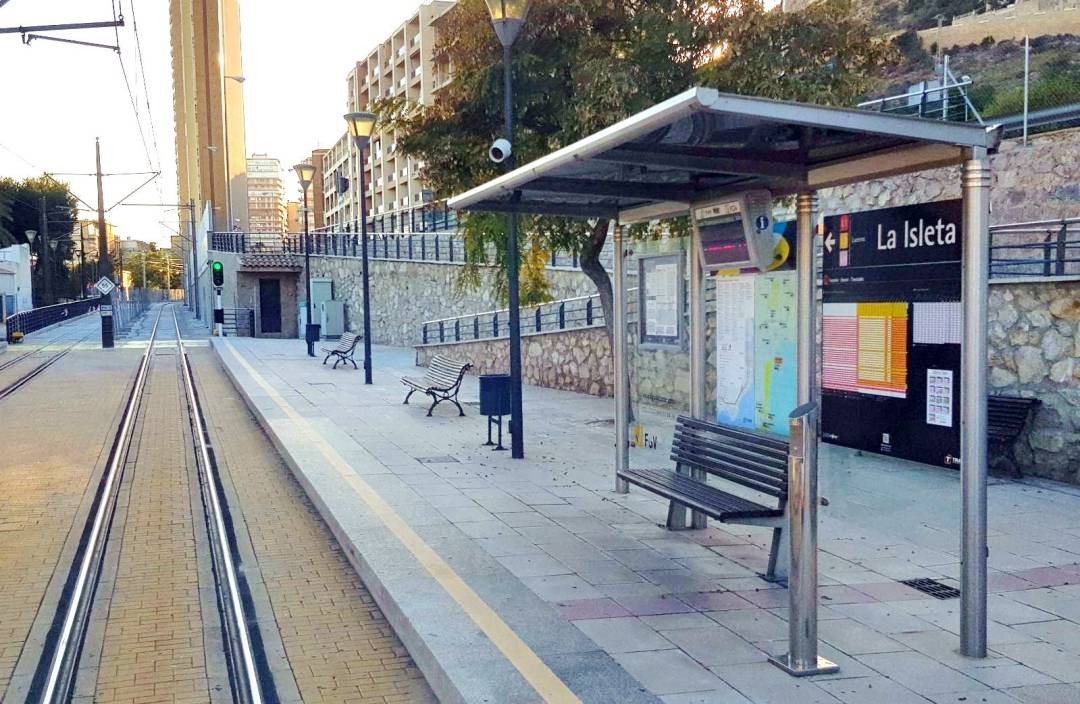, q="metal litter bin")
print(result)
[479,374,511,450]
